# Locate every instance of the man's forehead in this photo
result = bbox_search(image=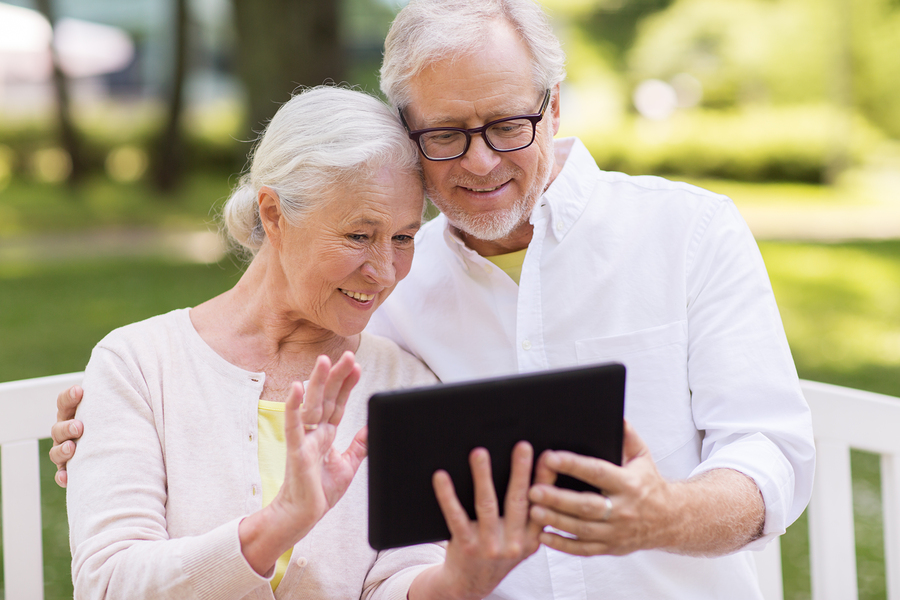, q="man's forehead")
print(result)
[408,94,537,126]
